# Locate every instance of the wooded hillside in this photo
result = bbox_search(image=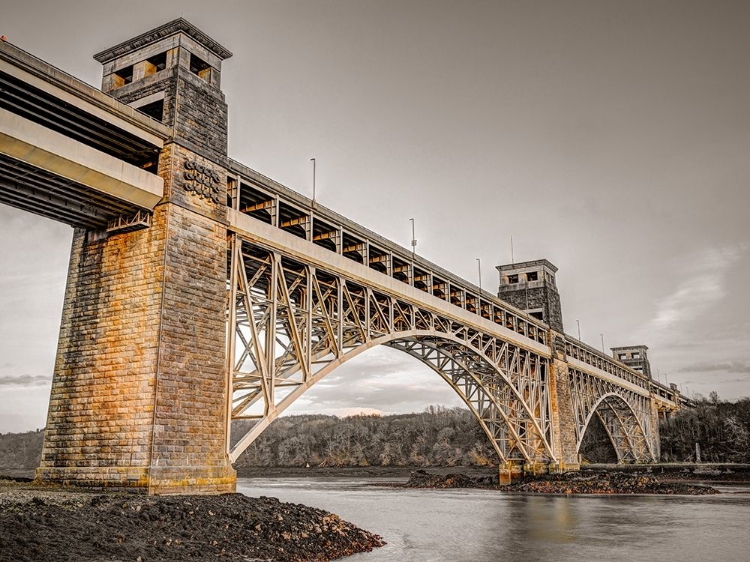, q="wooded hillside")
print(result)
[660,394,750,462]
[231,406,497,468]
[2,396,748,470]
